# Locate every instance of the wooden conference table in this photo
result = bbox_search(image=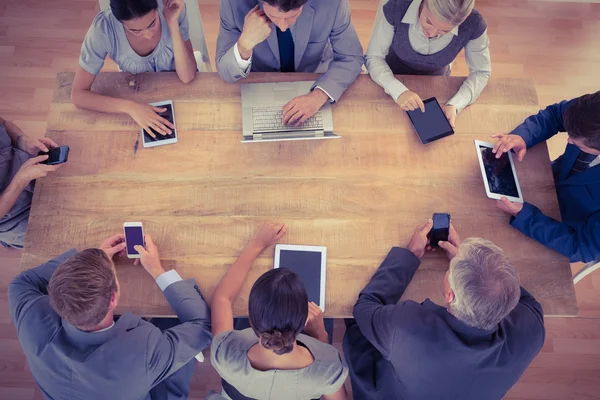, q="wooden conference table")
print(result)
[21,72,578,317]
